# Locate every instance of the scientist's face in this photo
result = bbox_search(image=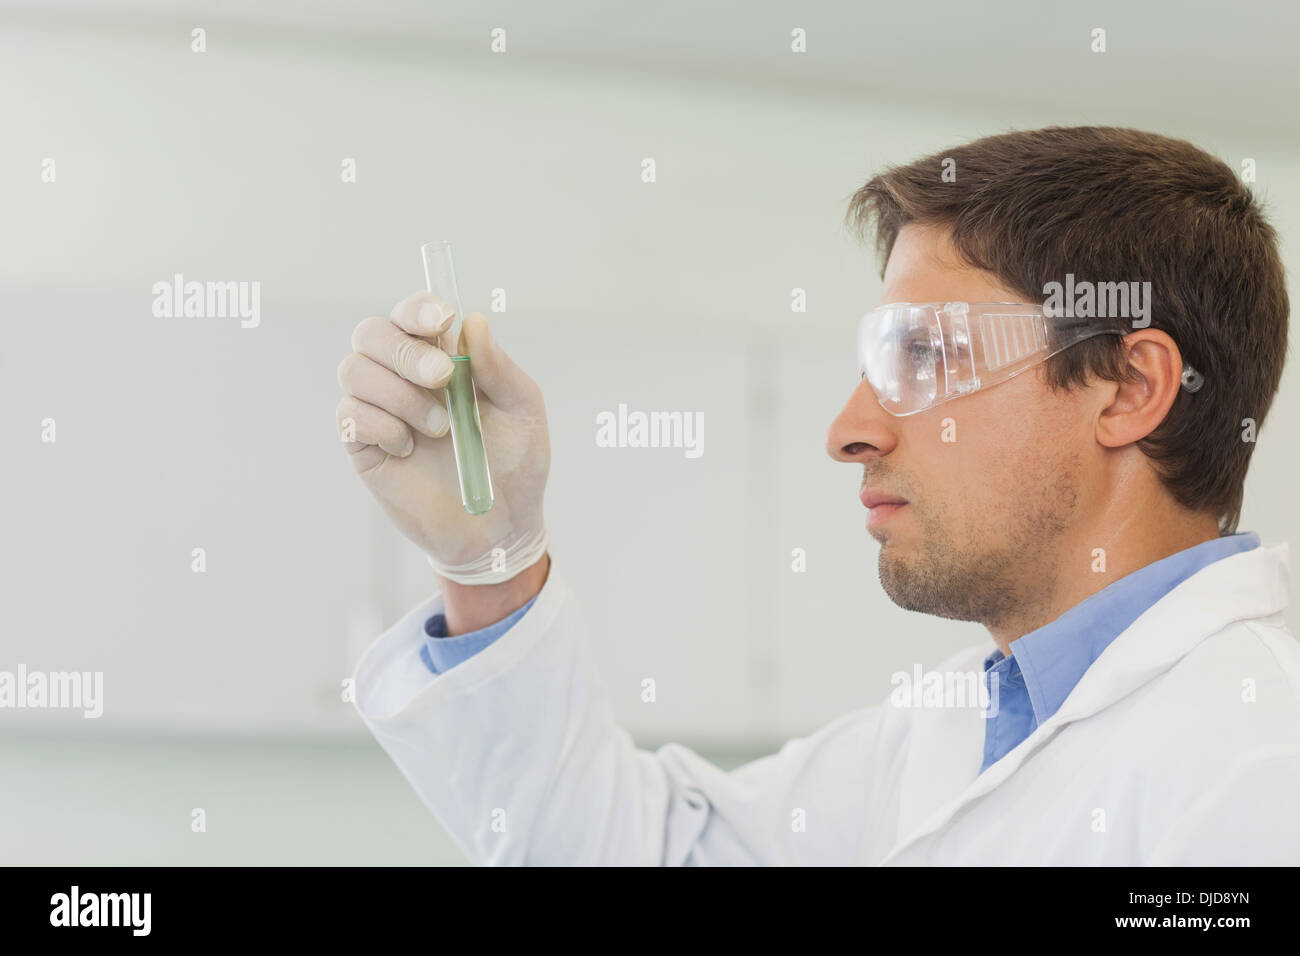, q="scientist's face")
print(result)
[827,223,1087,627]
